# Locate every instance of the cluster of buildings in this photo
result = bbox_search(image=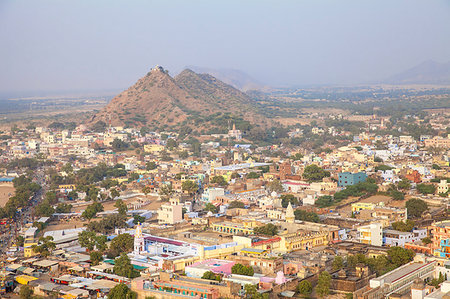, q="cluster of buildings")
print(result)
[0,112,450,299]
